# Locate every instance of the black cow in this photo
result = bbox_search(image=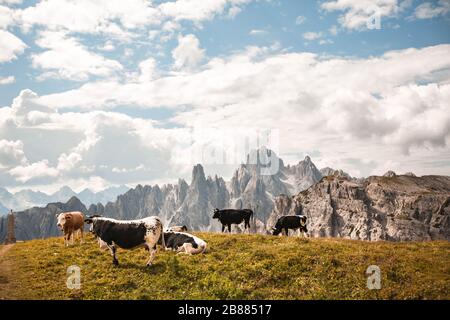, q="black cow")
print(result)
[159,231,207,255]
[272,215,308,236]
[84,216,165,266]
[212,208,254,233]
